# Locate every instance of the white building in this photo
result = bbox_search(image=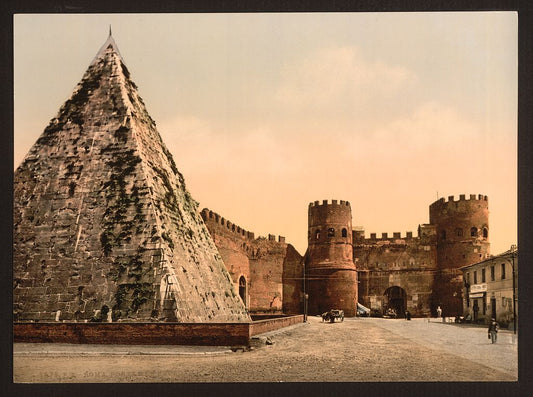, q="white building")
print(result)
[460,246,517,329]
